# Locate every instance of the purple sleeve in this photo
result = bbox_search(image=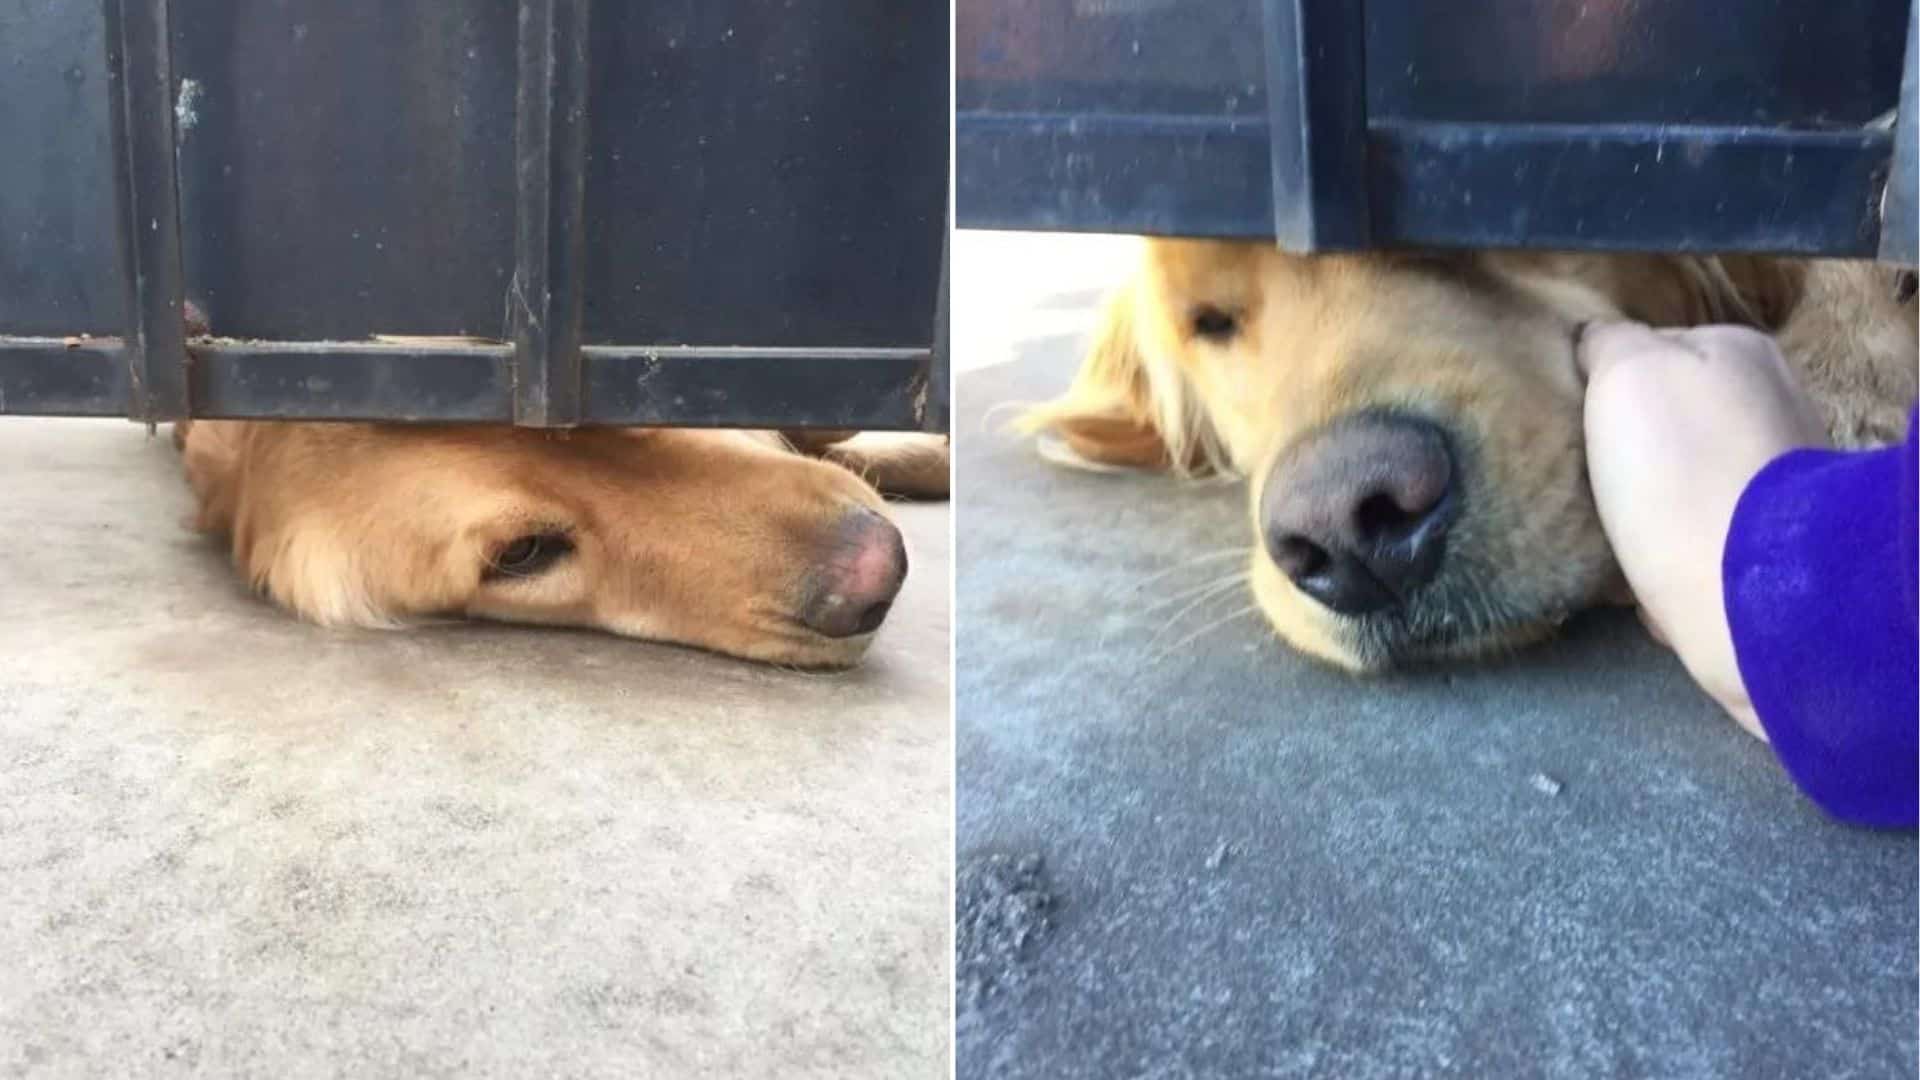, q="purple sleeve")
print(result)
[1721,406,1918,828]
